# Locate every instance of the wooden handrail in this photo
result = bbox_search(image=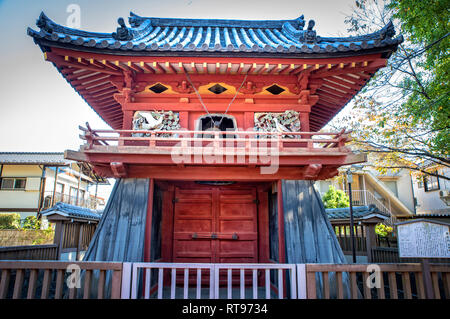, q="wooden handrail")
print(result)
[79,127,349,151]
